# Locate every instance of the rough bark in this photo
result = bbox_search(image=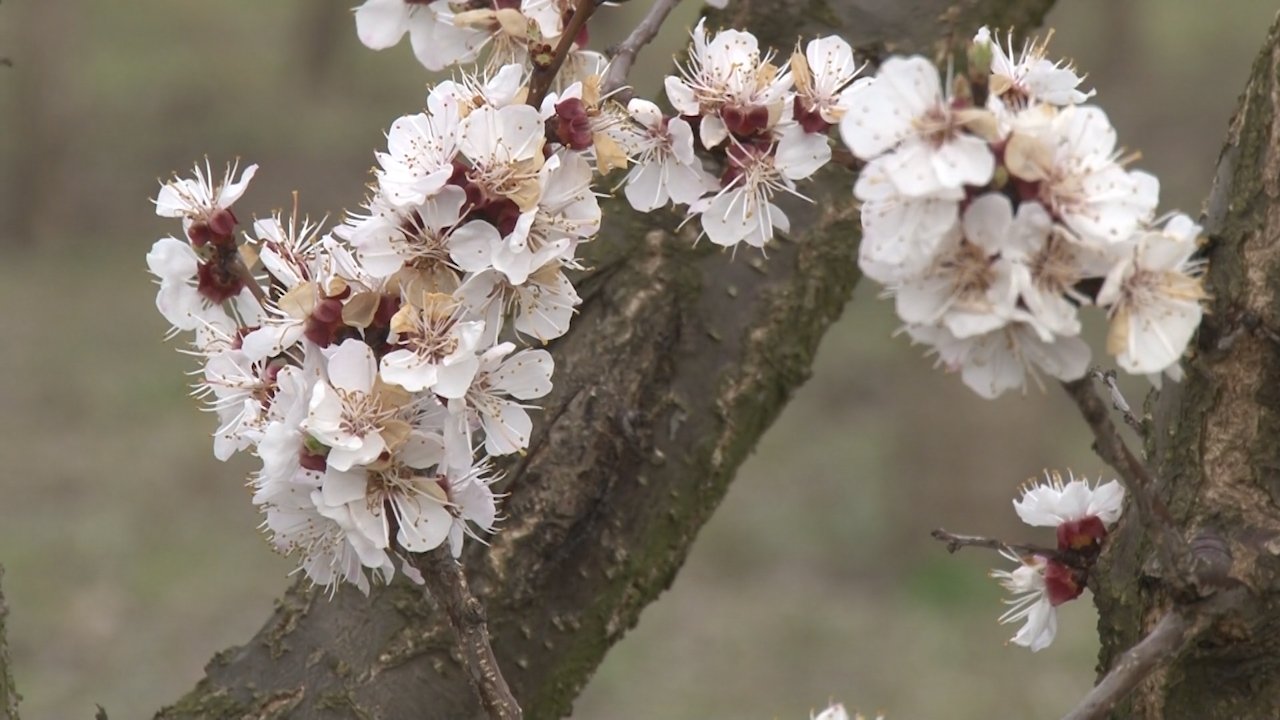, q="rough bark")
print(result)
[0,566,20,720]
[1093,11,1280,719]
[156,2,1054,718]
